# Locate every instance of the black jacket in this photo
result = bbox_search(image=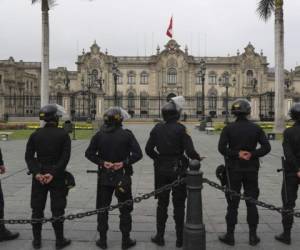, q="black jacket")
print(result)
[145,121,200,161]
[283,121,300,173]
[218,117,271,172]
[85,126,143,174]
[25,124,71,177]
